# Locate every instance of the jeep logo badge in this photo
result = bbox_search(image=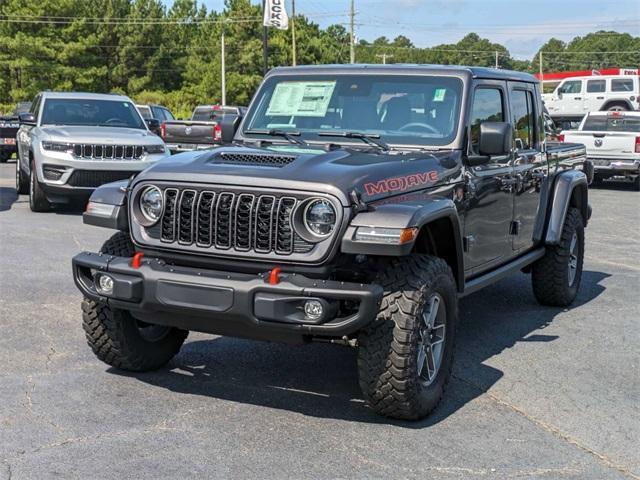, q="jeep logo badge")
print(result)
[185,126,192,135]
[594,138,603,147]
